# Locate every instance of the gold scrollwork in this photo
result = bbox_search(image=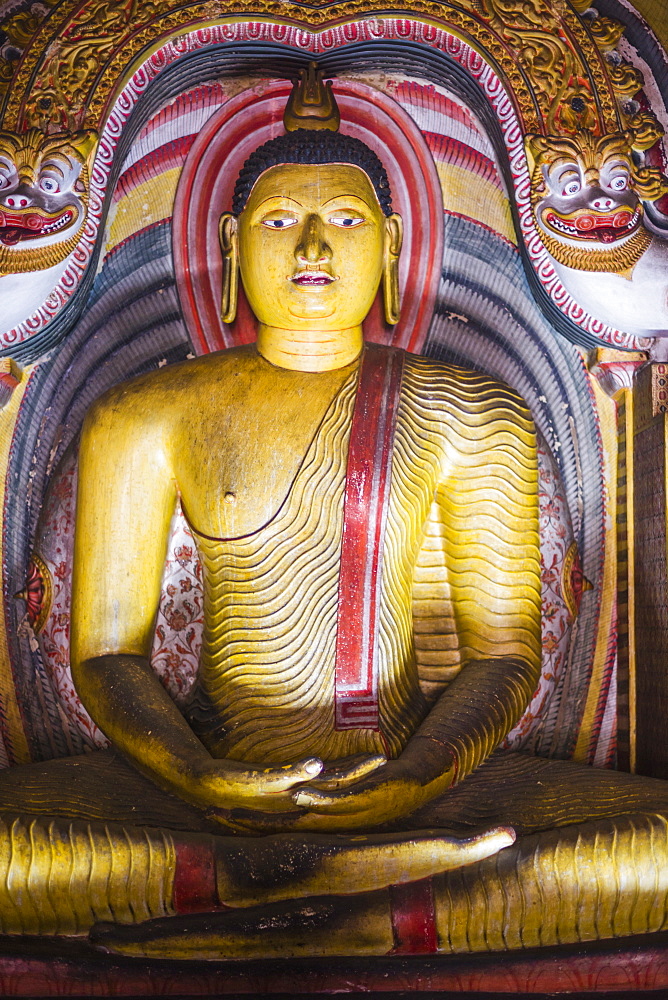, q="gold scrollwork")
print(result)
[633,166,668,203]
[1,0,620,143]
[461,0,616,135]
[626,111,665,152]
[606,58,644,98]
[22,0,161,130]
[588,15,625,53]
[470,0,544,30]
[0,2,58,102]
